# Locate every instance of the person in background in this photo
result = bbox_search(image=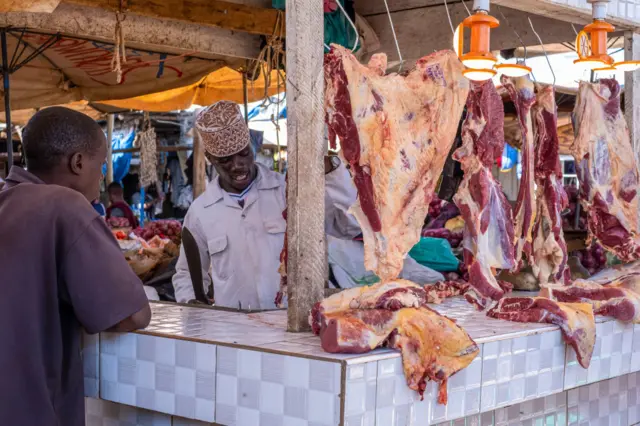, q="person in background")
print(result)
[106,181,139,228]
[92,198,106,217]
[172,101,361,308]
[0,107,150,425]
